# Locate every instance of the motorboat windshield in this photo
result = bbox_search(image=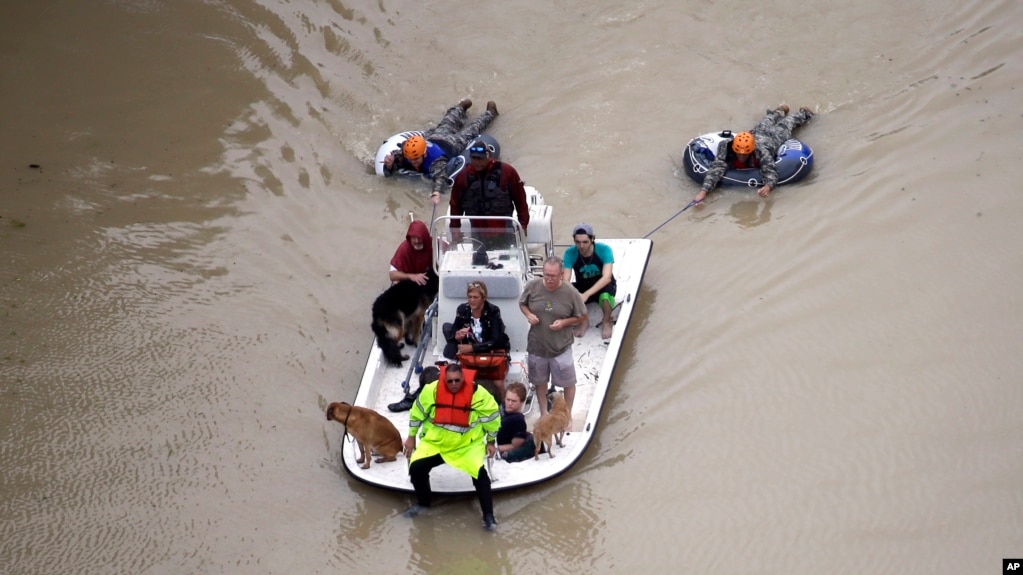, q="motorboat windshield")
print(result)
[431,215,530,280]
